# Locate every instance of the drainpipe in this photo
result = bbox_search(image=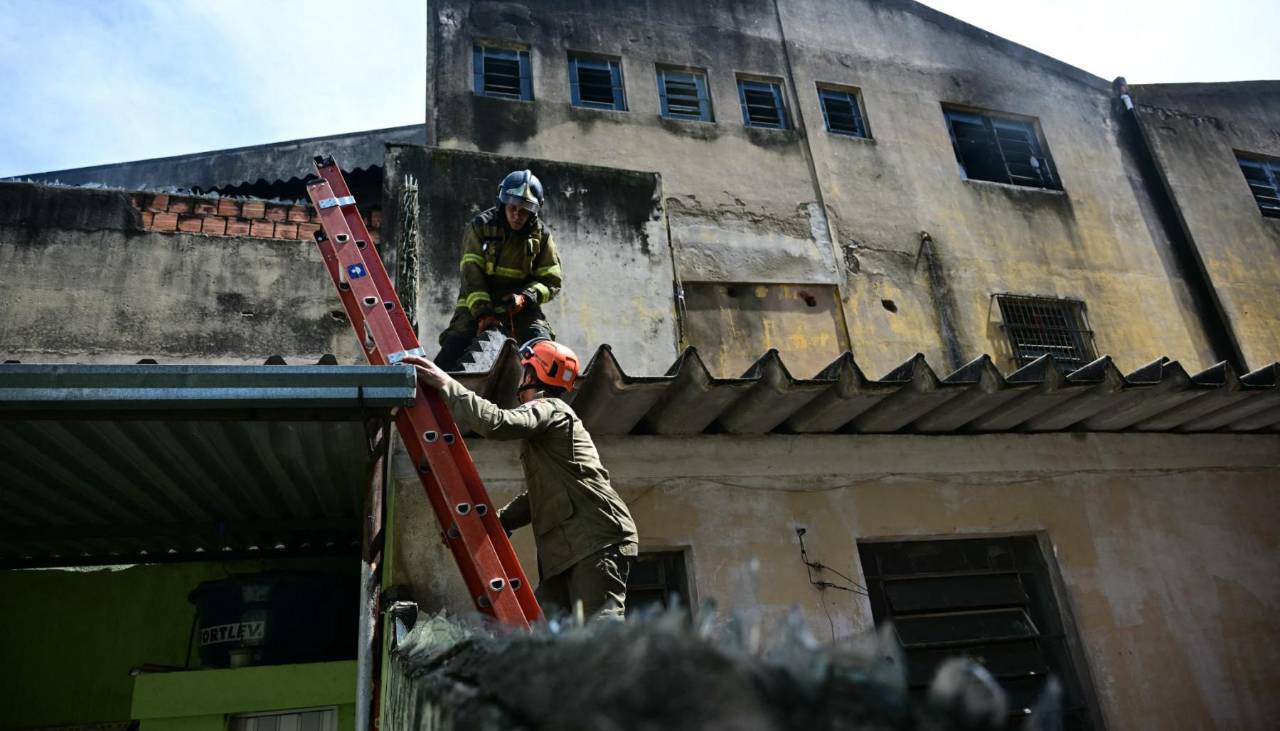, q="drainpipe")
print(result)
[771,0,854,356]
[1112,77,1247,372]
